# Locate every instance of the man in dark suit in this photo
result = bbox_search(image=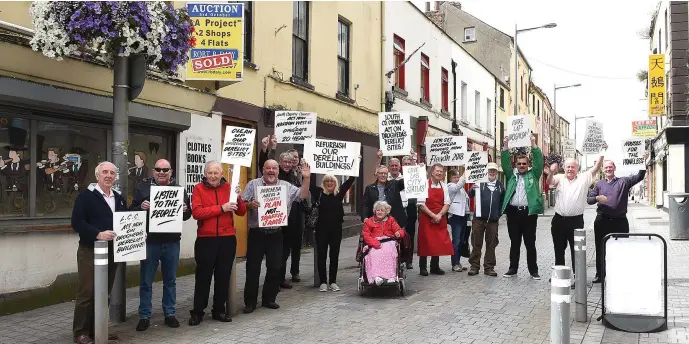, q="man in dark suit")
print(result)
[71,161,128,344]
